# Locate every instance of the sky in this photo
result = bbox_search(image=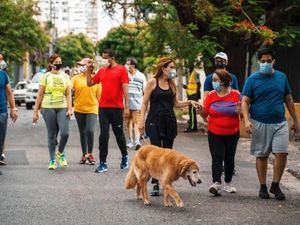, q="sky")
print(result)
[98,2,124,39]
